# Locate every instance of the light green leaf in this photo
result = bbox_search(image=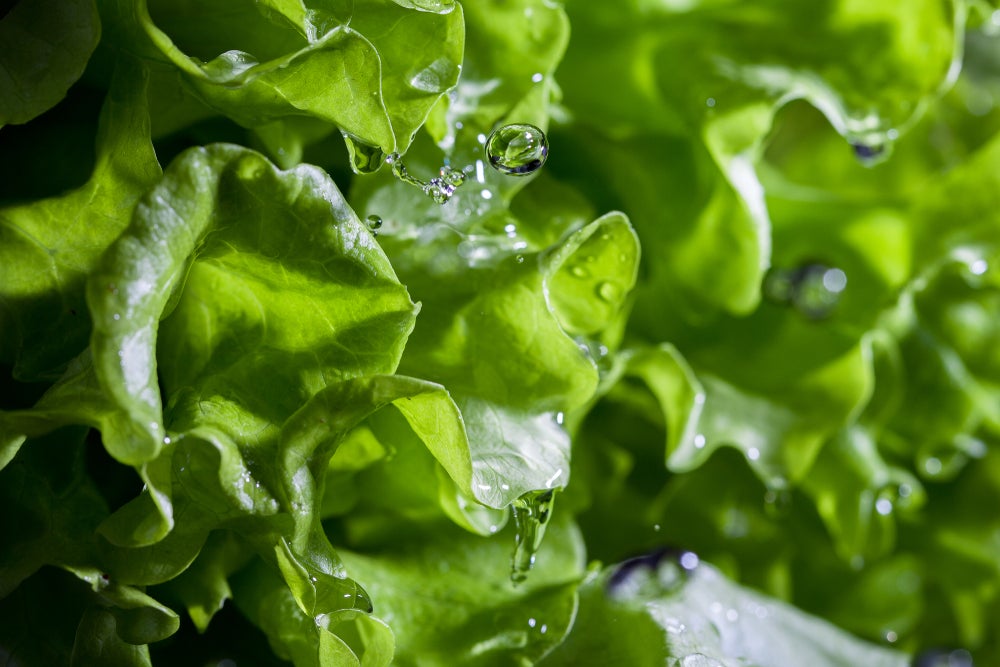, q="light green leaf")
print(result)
[339,513,585,667]
[543,561,909,667]
[103,0,463,158]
